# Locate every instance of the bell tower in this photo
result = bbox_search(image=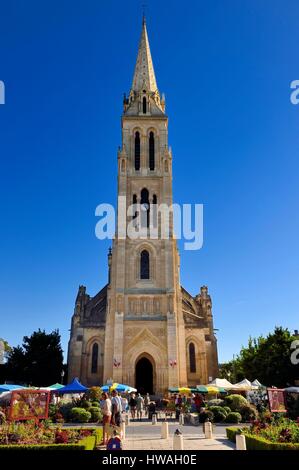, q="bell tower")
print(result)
[102,17,188,393]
